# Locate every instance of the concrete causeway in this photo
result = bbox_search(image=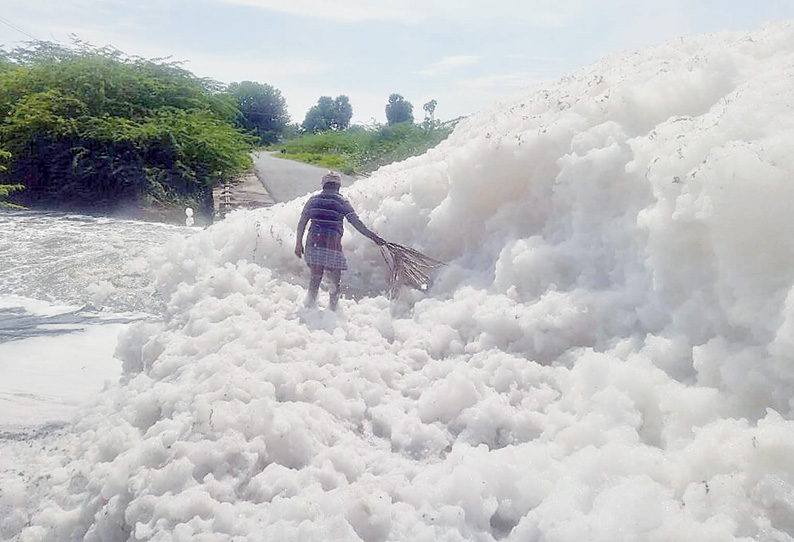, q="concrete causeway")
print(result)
[214,151,358,217]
